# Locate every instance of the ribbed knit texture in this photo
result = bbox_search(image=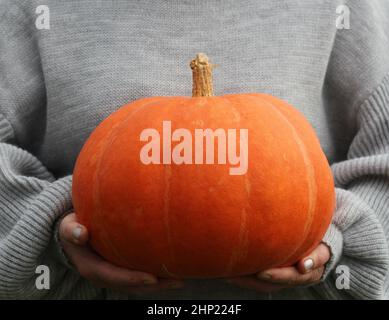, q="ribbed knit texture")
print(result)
[1,0,389,299]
